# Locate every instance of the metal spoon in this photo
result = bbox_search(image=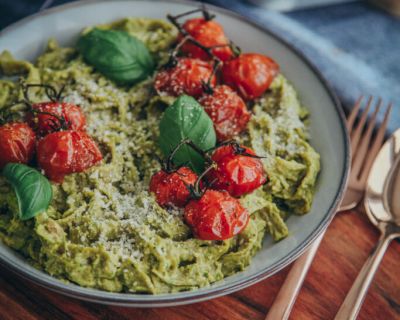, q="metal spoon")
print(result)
[335,128,400,320]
